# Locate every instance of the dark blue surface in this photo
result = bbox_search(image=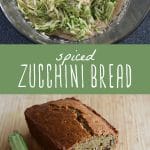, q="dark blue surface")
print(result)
[0,8,149,44]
